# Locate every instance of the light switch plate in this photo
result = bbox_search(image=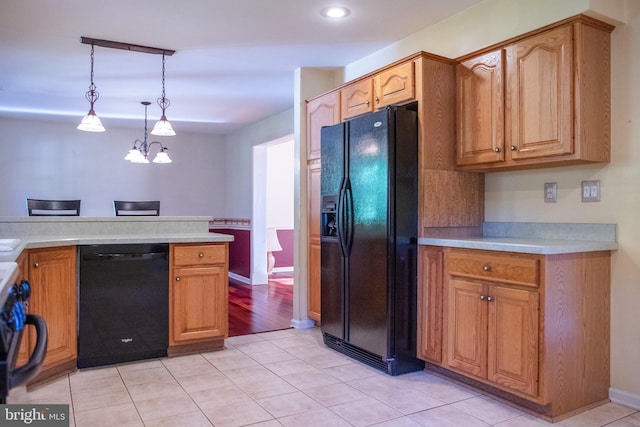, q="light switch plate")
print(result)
[544,182,557,203]
[581,180,601,202]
